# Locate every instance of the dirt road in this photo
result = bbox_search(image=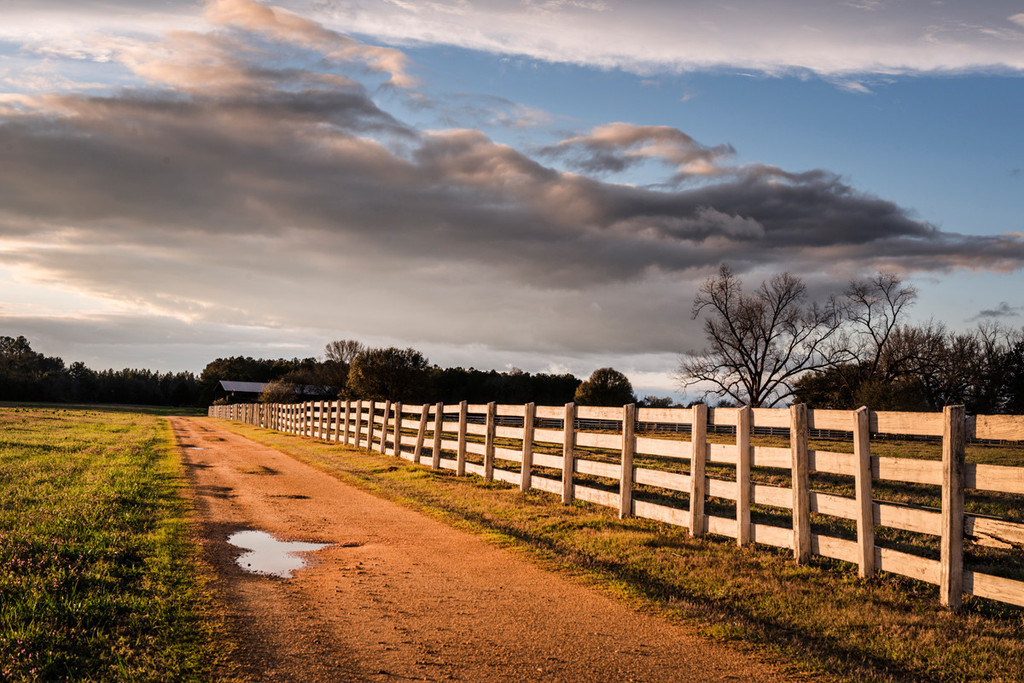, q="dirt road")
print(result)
[173,416,792,682]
